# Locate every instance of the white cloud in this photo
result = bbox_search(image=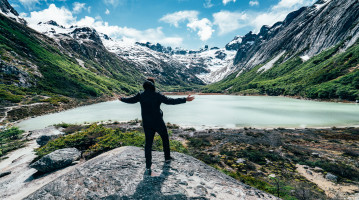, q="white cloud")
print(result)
[18,0,39,10]
[87,6,92,13]
[24,4,183,47]
[213,0,315,34]
[187,18,214,41]
[273,0,310,9]
[252,0,315,31]
[213,11,247,35]
[160,10,214,41]
[159,10,198,27]
[25,4,76,27]
[11,4,20,8]
[222,0,236,5]
[249,0,259,6]
[203,0,213,8]
[105,9,110,15]
[77,16,183,46]
[103,0,126,7]
[73,2,86,14]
